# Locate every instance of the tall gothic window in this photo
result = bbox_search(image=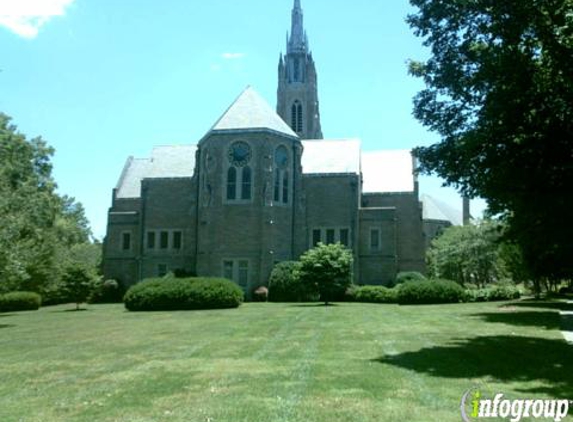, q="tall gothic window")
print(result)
[273,146,290,205]
[227,167,237,200]
[241,167,252,200]
[291,101,303,133]
[226,141,253,202]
